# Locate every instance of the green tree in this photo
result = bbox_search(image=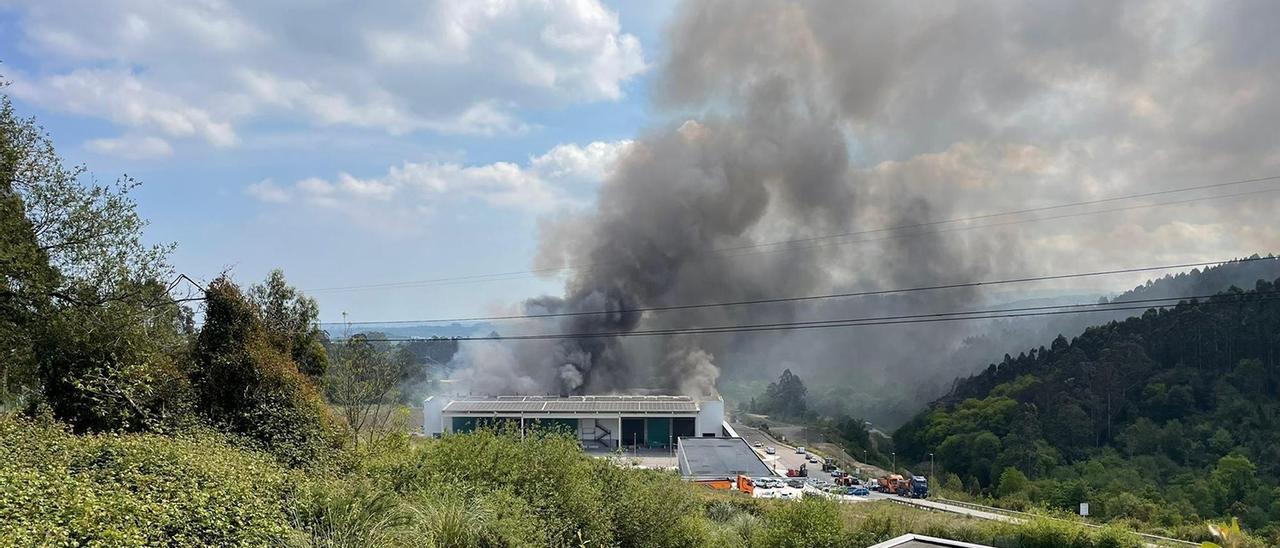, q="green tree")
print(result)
[31,280,193,433]
[752,368,810,419]
[997,467,1029,498]
[248,269,328,381]
[1212,454,1257,508]
[1,90,174,411]
[326,334,405,444]
[191,277,341,465]
[0,149,57,405]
